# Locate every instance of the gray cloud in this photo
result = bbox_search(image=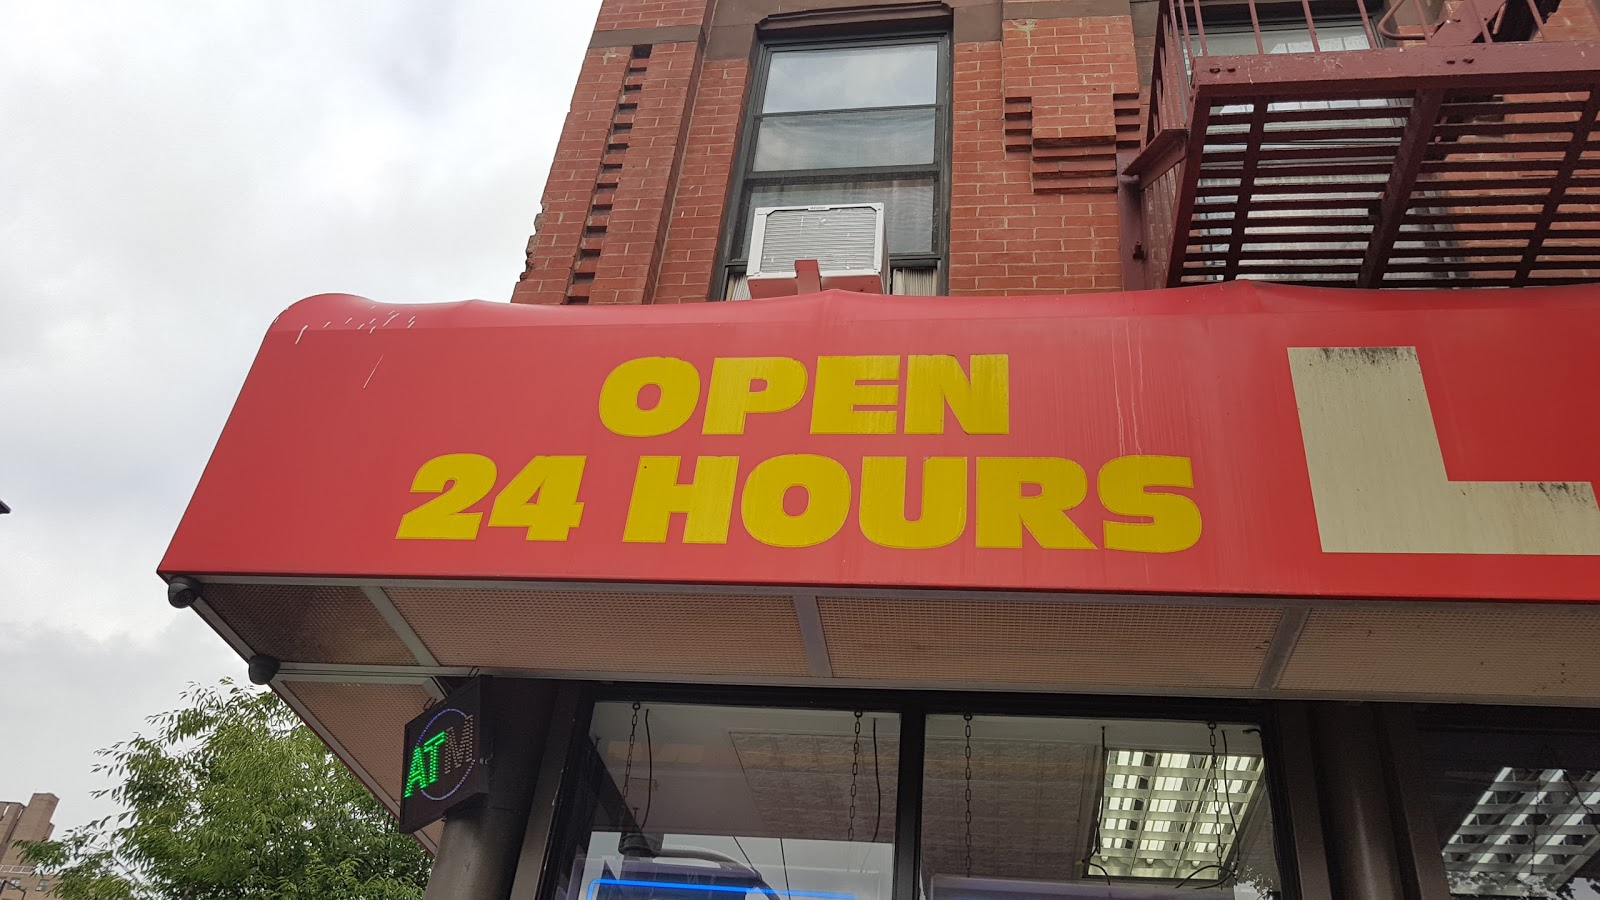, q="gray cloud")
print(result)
[0,622,240,833]
[1,0,601,829]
